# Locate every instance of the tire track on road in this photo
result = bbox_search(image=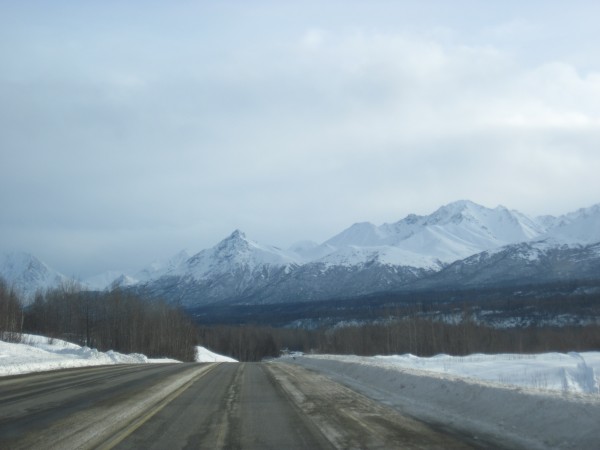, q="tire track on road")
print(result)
[0,363,217,450]
[266,362,483,449]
